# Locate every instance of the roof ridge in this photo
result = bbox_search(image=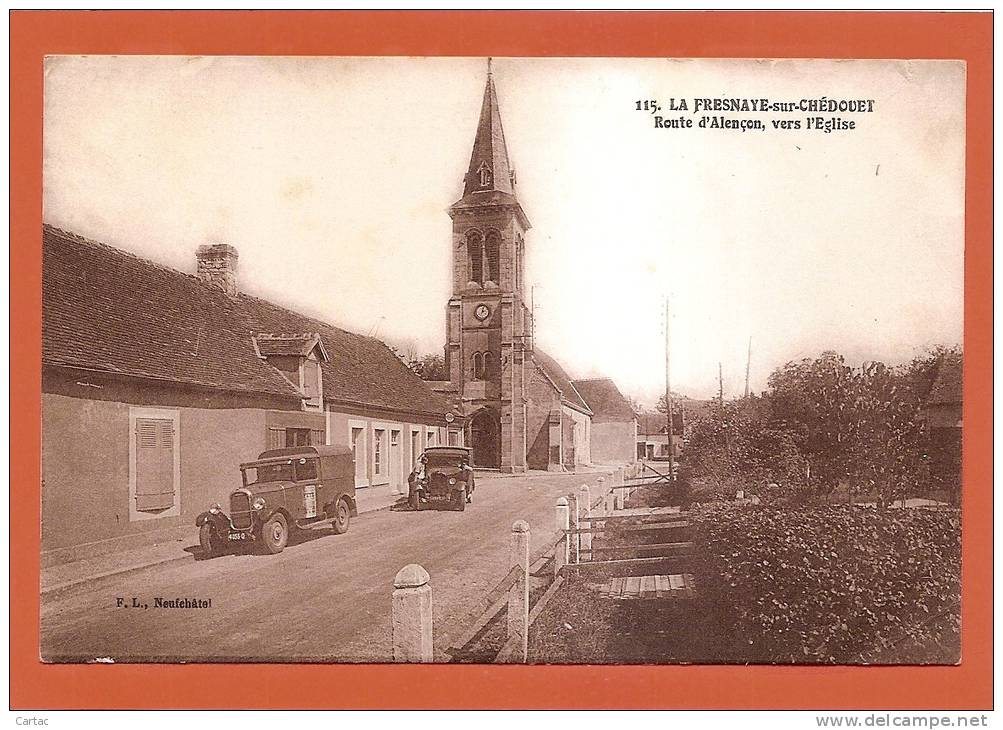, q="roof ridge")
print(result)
[44,223,209,285]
